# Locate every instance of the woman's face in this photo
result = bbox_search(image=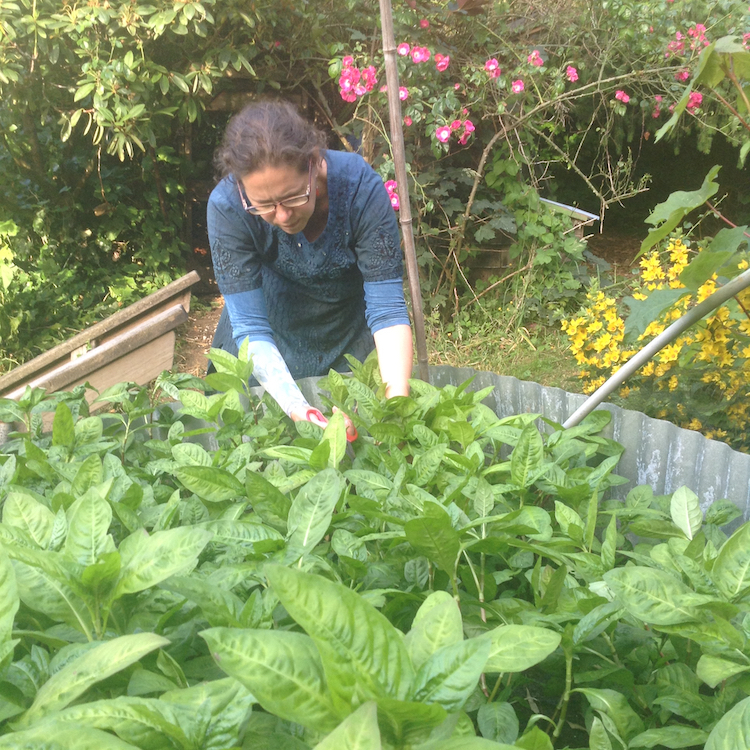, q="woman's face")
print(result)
[239,162,317,235]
